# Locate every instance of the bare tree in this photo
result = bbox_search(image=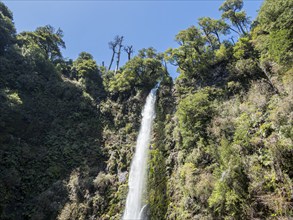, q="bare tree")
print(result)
[115,36,124,73]
[124,45,134,61]
[108,36,120,70]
